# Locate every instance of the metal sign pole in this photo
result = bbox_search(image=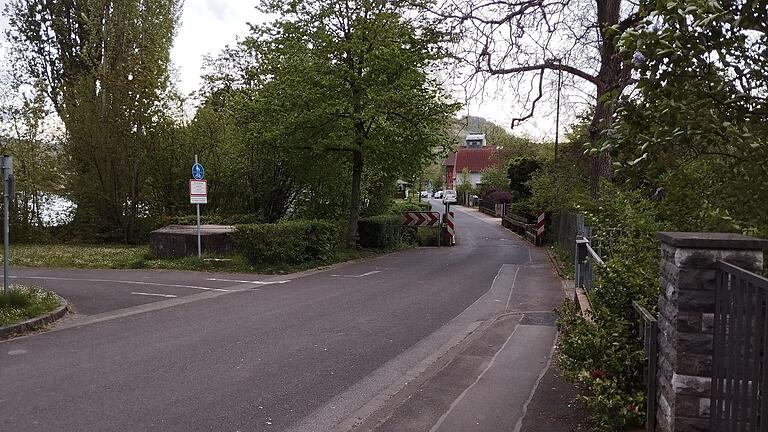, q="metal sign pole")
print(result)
[2,156,12,294]
[195,155,201,259]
